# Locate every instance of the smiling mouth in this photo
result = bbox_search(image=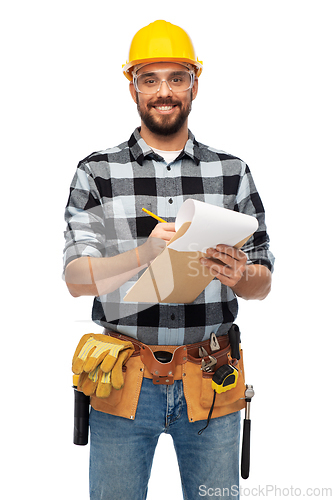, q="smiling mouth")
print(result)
[154,105,175,111]
[151,104,179,115]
